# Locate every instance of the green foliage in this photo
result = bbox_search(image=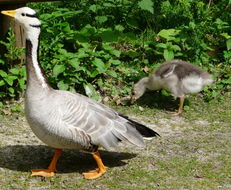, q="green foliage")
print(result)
[0,29,26,106]
[203,63,231,101]
[155,29,182,60]
[138,0,154,14]
[1,0,230,107]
